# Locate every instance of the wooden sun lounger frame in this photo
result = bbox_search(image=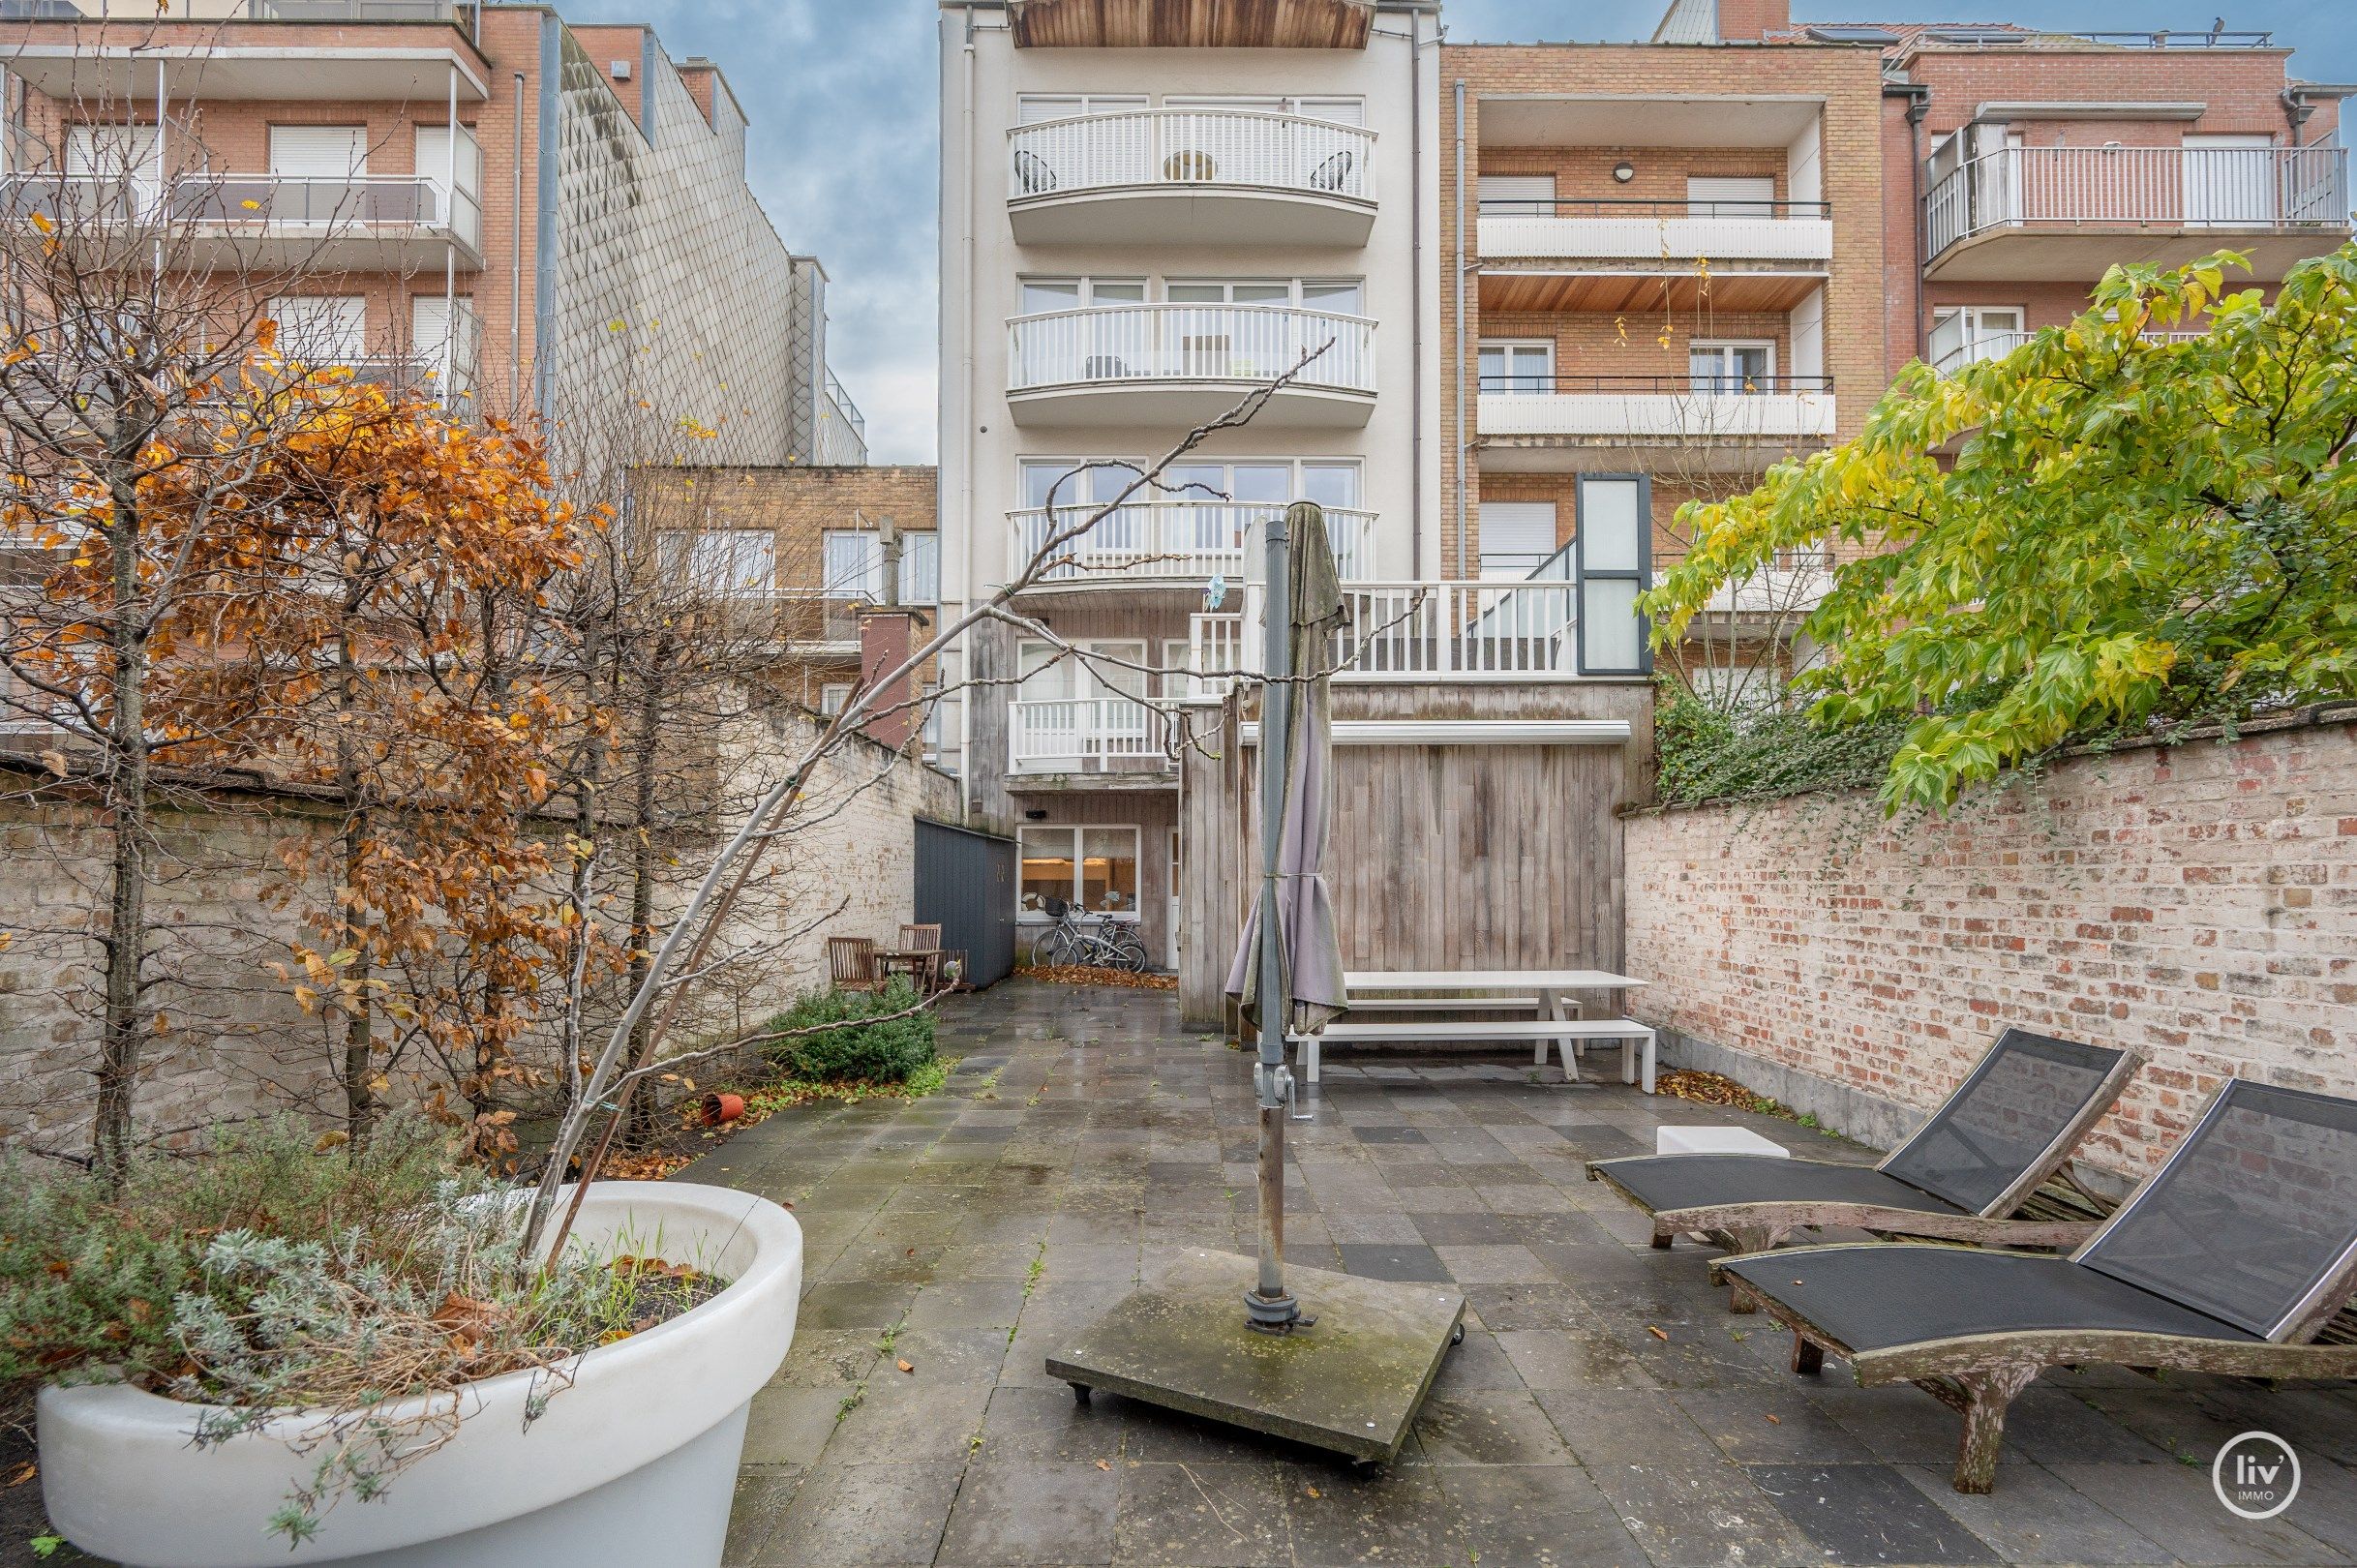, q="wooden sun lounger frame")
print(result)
[1586,1044,2145,1266]
[1707,1082,2357,1494]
